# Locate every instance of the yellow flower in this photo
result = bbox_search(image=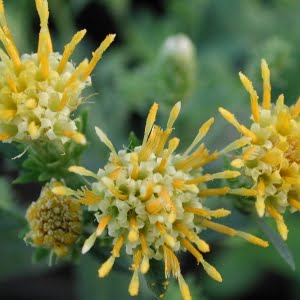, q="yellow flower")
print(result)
[0,0,115,144]
[219,59,300,240]
[54,102,268,300]
[26,180,82,257]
